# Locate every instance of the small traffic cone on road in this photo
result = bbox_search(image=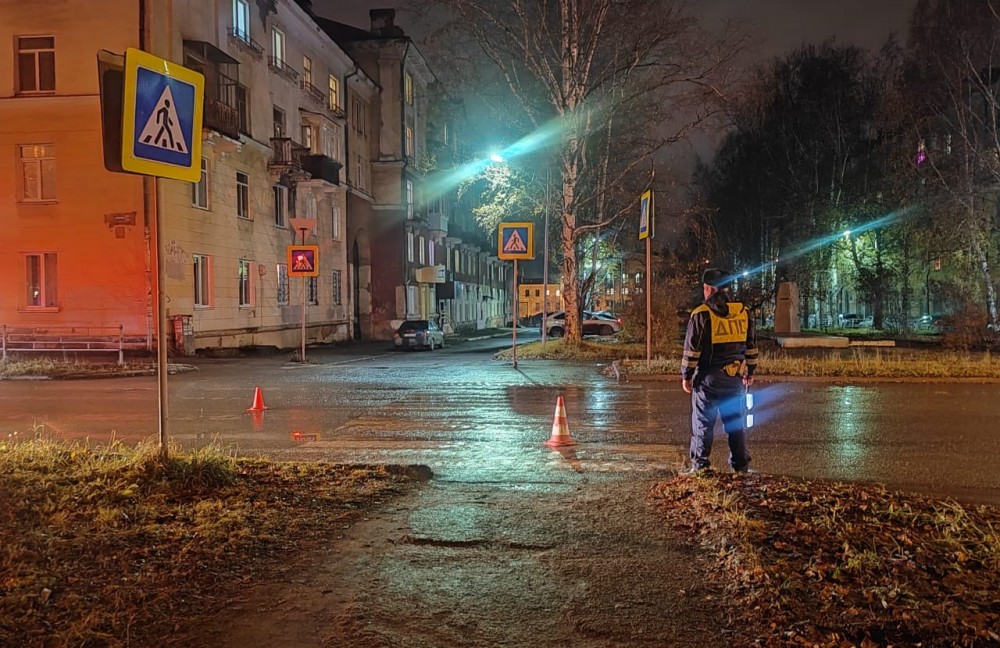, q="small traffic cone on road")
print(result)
[545,395,576,447]
[246,386,268,412]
